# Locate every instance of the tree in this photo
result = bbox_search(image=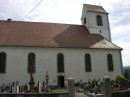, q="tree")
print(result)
[124,70,129,79]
